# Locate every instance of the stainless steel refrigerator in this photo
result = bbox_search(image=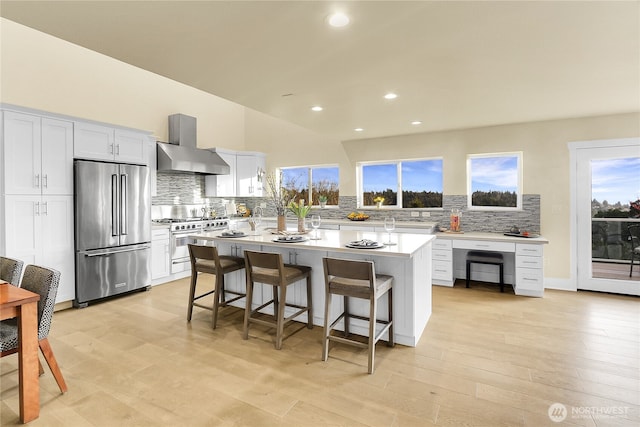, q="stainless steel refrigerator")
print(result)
[74,160,151,307]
